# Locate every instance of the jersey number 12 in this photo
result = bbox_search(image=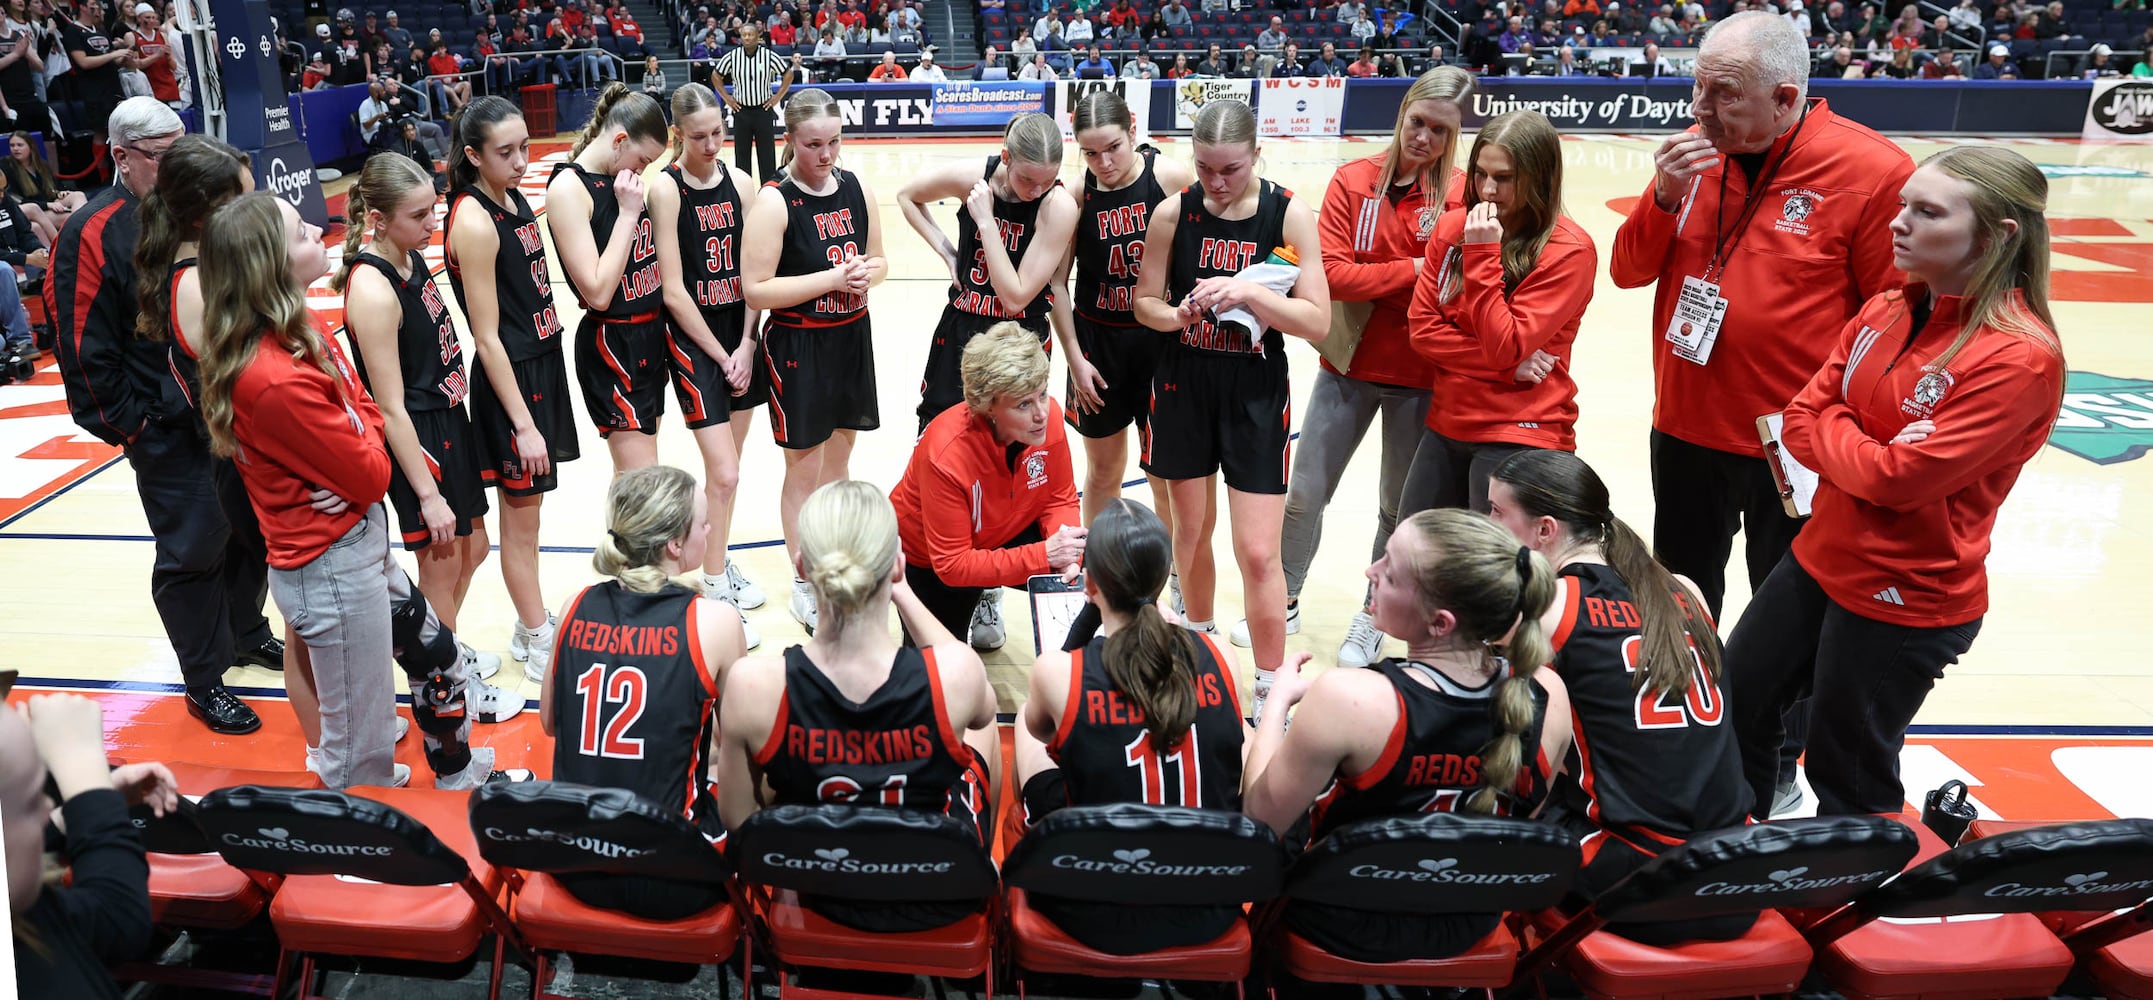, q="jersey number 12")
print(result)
[574,663,649,759]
